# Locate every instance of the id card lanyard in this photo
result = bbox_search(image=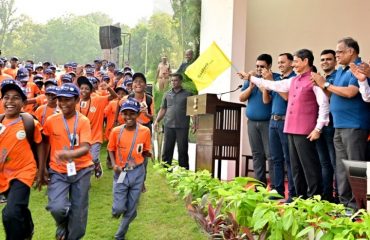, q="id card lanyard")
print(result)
[117,124,138,169]
[62,111,79,154]
[62,111,79,176]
